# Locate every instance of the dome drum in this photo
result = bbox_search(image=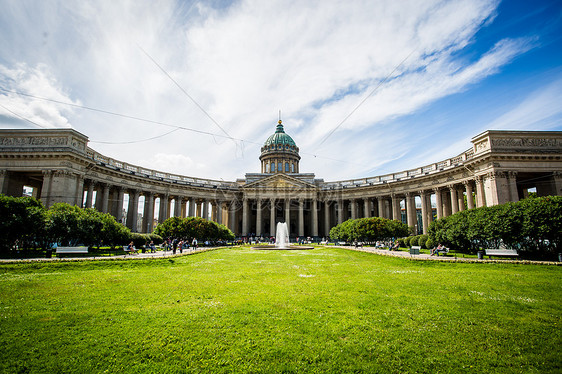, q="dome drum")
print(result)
[260,120,300,174]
